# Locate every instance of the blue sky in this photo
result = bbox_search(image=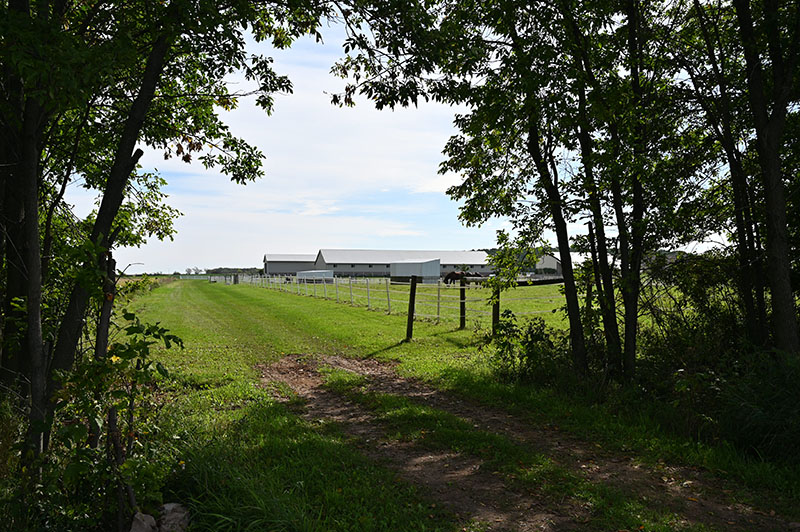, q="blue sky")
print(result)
[68,24,512,274]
